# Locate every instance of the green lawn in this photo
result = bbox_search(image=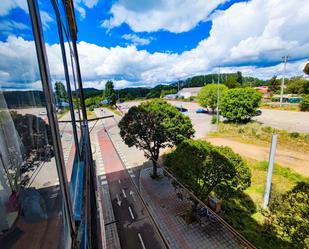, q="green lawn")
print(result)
[208,121,309,153]
[222,157,308,249]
